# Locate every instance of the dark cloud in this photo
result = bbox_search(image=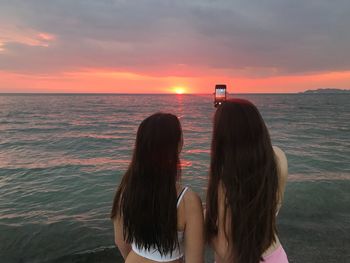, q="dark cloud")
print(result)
[0,0,349,76]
